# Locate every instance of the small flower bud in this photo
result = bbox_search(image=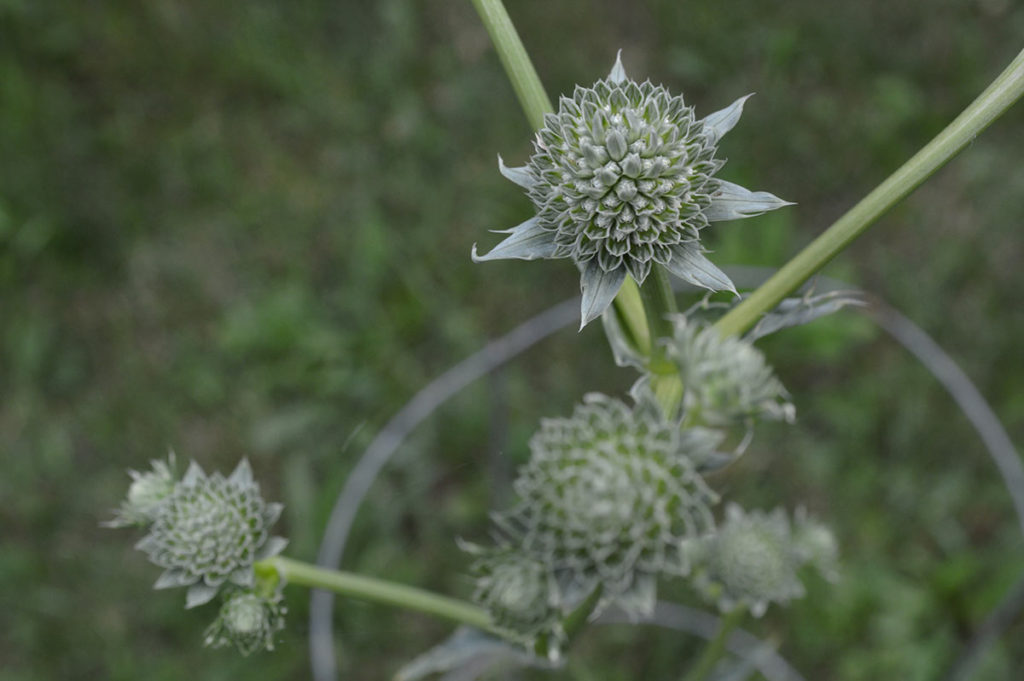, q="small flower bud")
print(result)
[693,504,806,617]
[204,592,286,656]
[104,453,178,528]
[134,458,288,609]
